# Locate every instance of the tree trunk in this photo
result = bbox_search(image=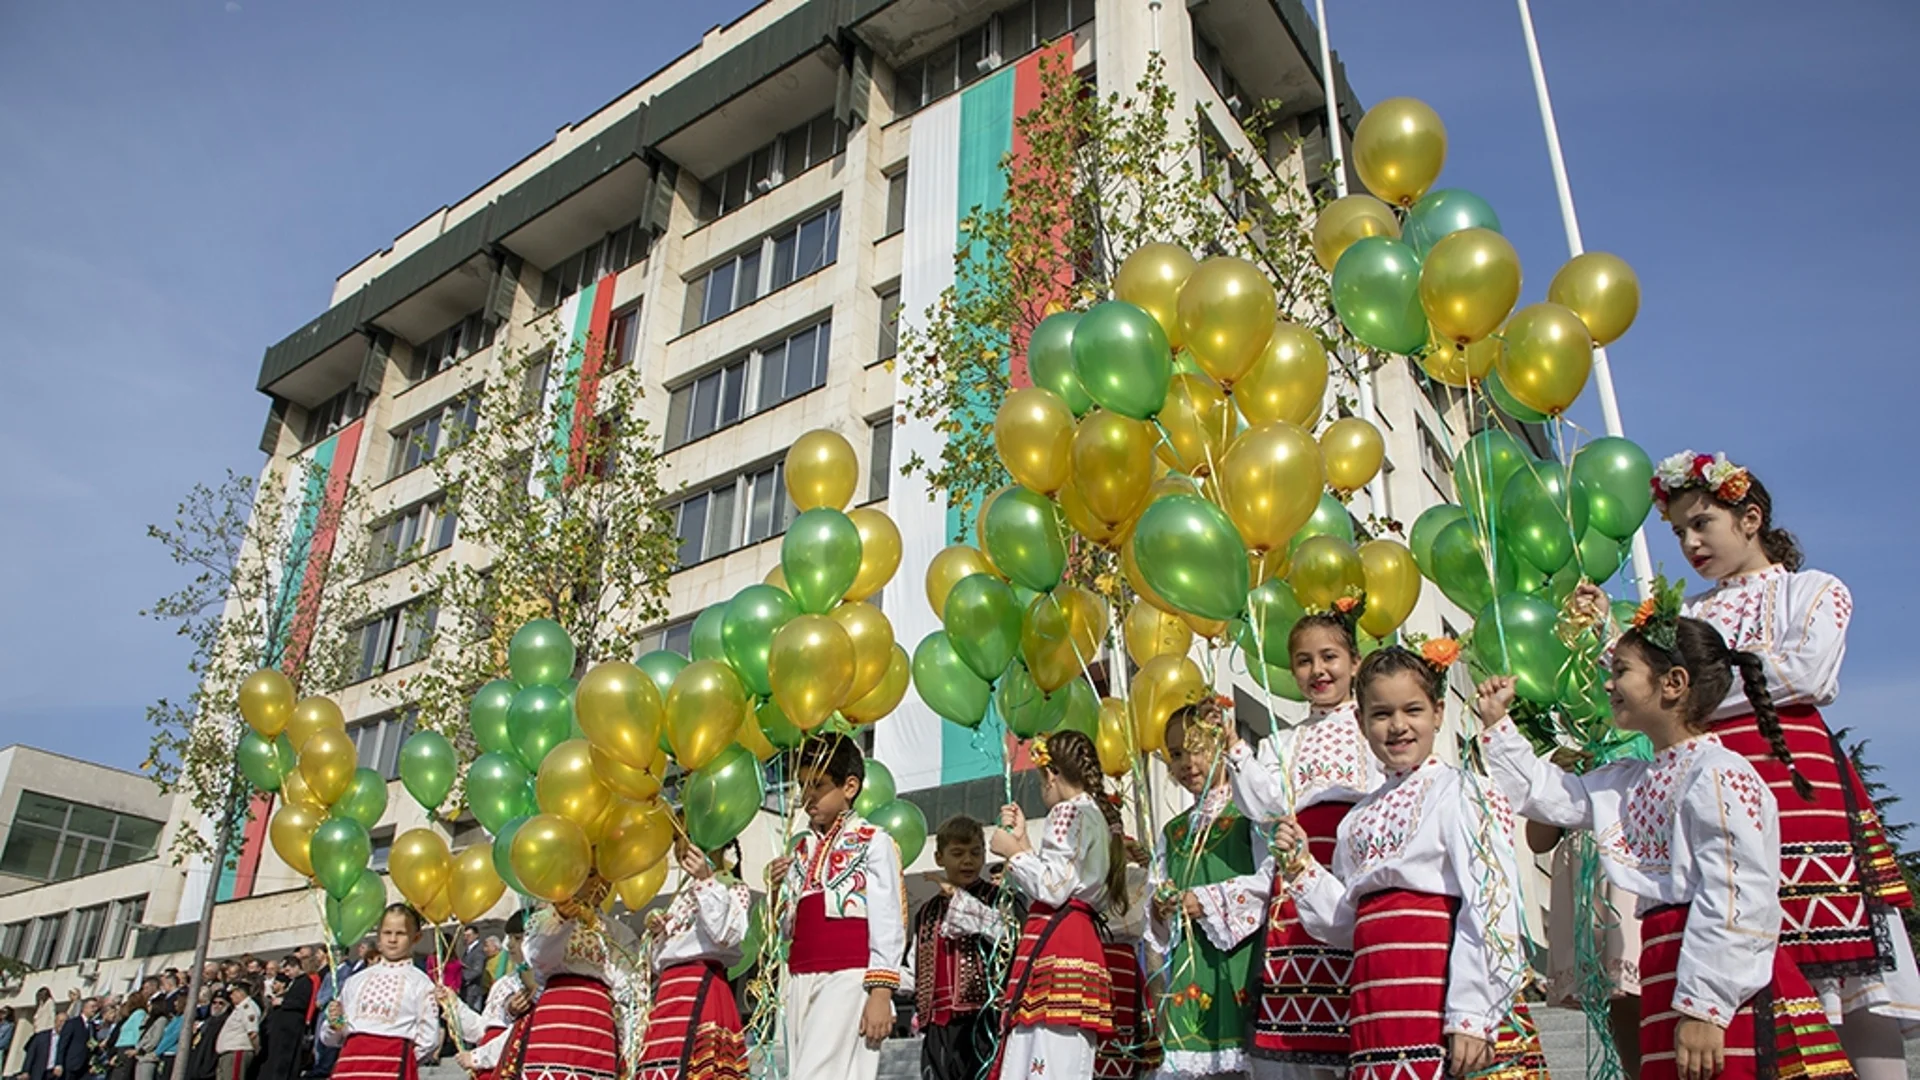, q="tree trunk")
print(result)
[170,797,236,1080]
